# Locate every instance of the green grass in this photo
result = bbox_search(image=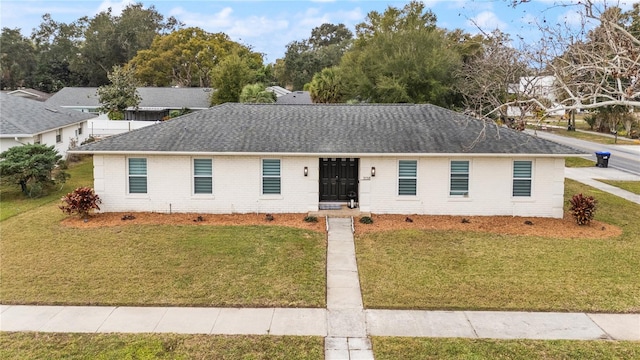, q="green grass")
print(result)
[565,156,596,168]
[0,204,326,307]
[0,333,323,360]
[372,338,640,360]
[548,129,638,145]
[597,180,640,195]
[355,179,640,313]
[0,158,94,221]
